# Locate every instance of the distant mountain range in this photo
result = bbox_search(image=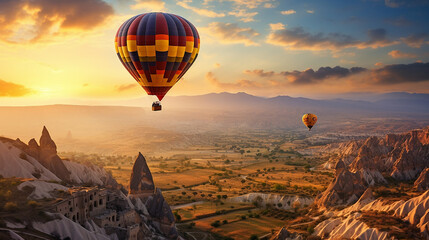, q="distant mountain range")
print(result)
[162,91,429,113]
[0,92,427,154]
